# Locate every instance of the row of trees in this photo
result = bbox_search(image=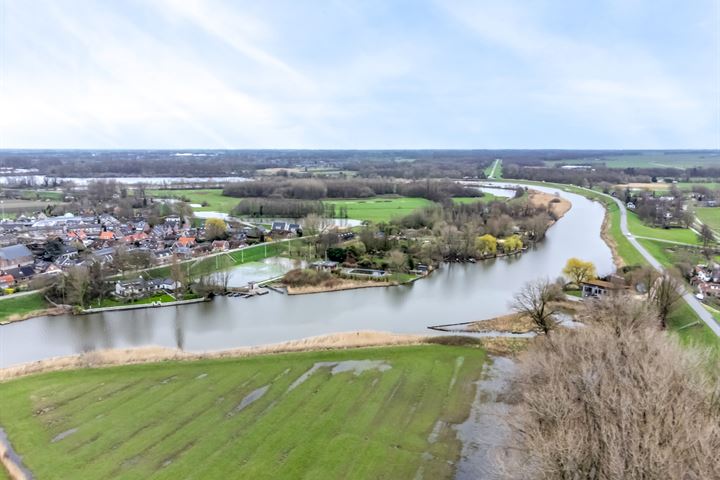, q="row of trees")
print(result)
[223,178,481,202]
